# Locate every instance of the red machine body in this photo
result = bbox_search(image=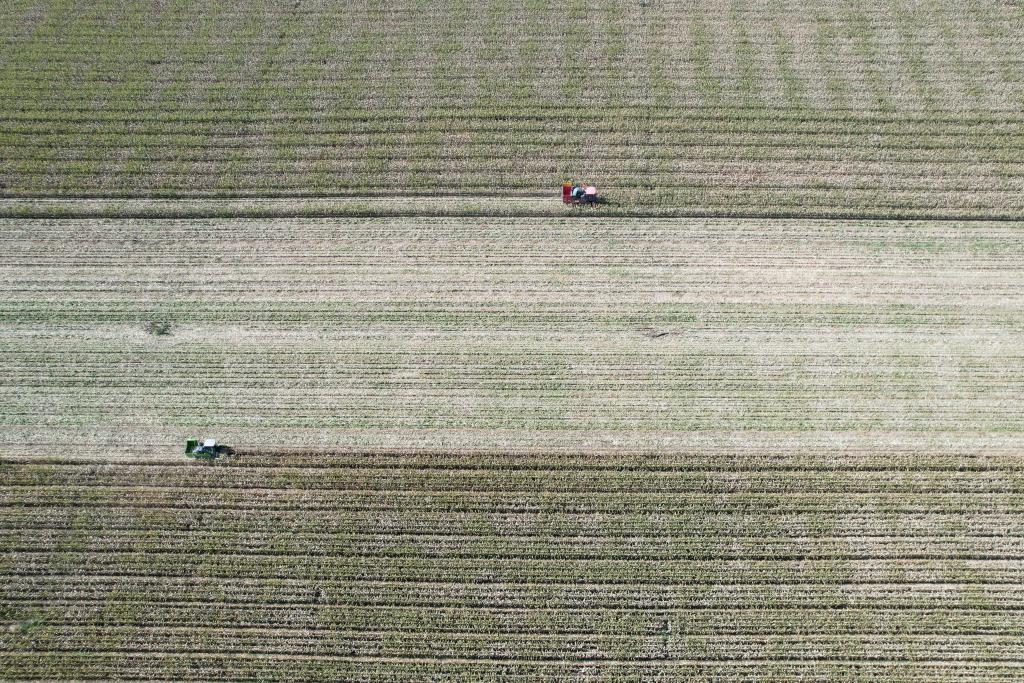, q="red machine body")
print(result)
[562,182,599,205]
